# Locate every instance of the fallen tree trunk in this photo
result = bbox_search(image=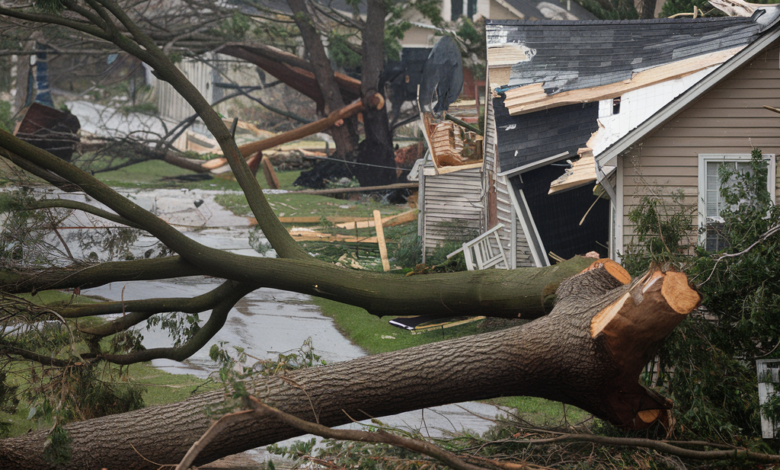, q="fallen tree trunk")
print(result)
[0,263,700,469]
